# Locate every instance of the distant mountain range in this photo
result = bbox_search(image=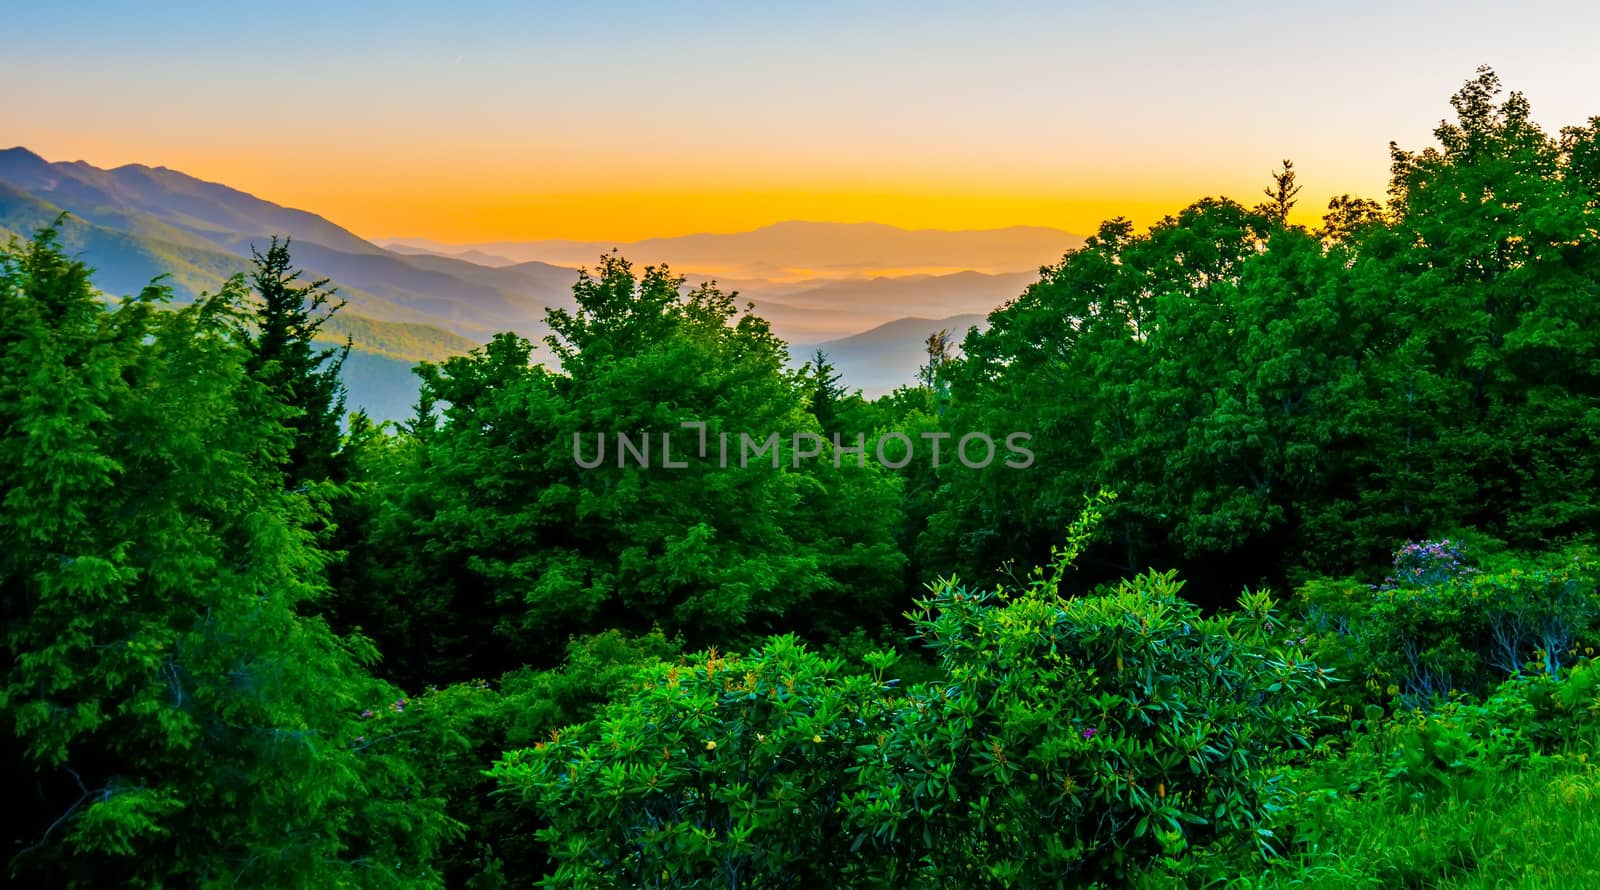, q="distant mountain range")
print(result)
[0,147,575,340]
[0,146,581,419]
[381,221,1078,281]
[1,146,1074,417]
[750,271,1031,341]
